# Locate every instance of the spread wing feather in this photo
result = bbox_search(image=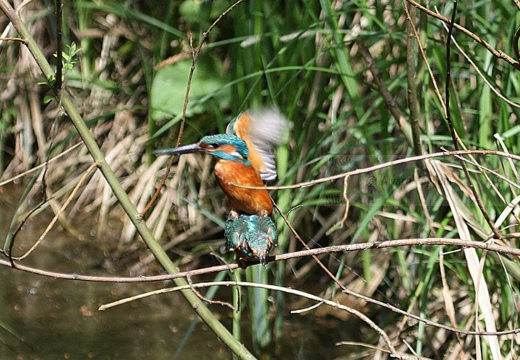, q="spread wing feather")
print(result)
[226,107,287,181]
